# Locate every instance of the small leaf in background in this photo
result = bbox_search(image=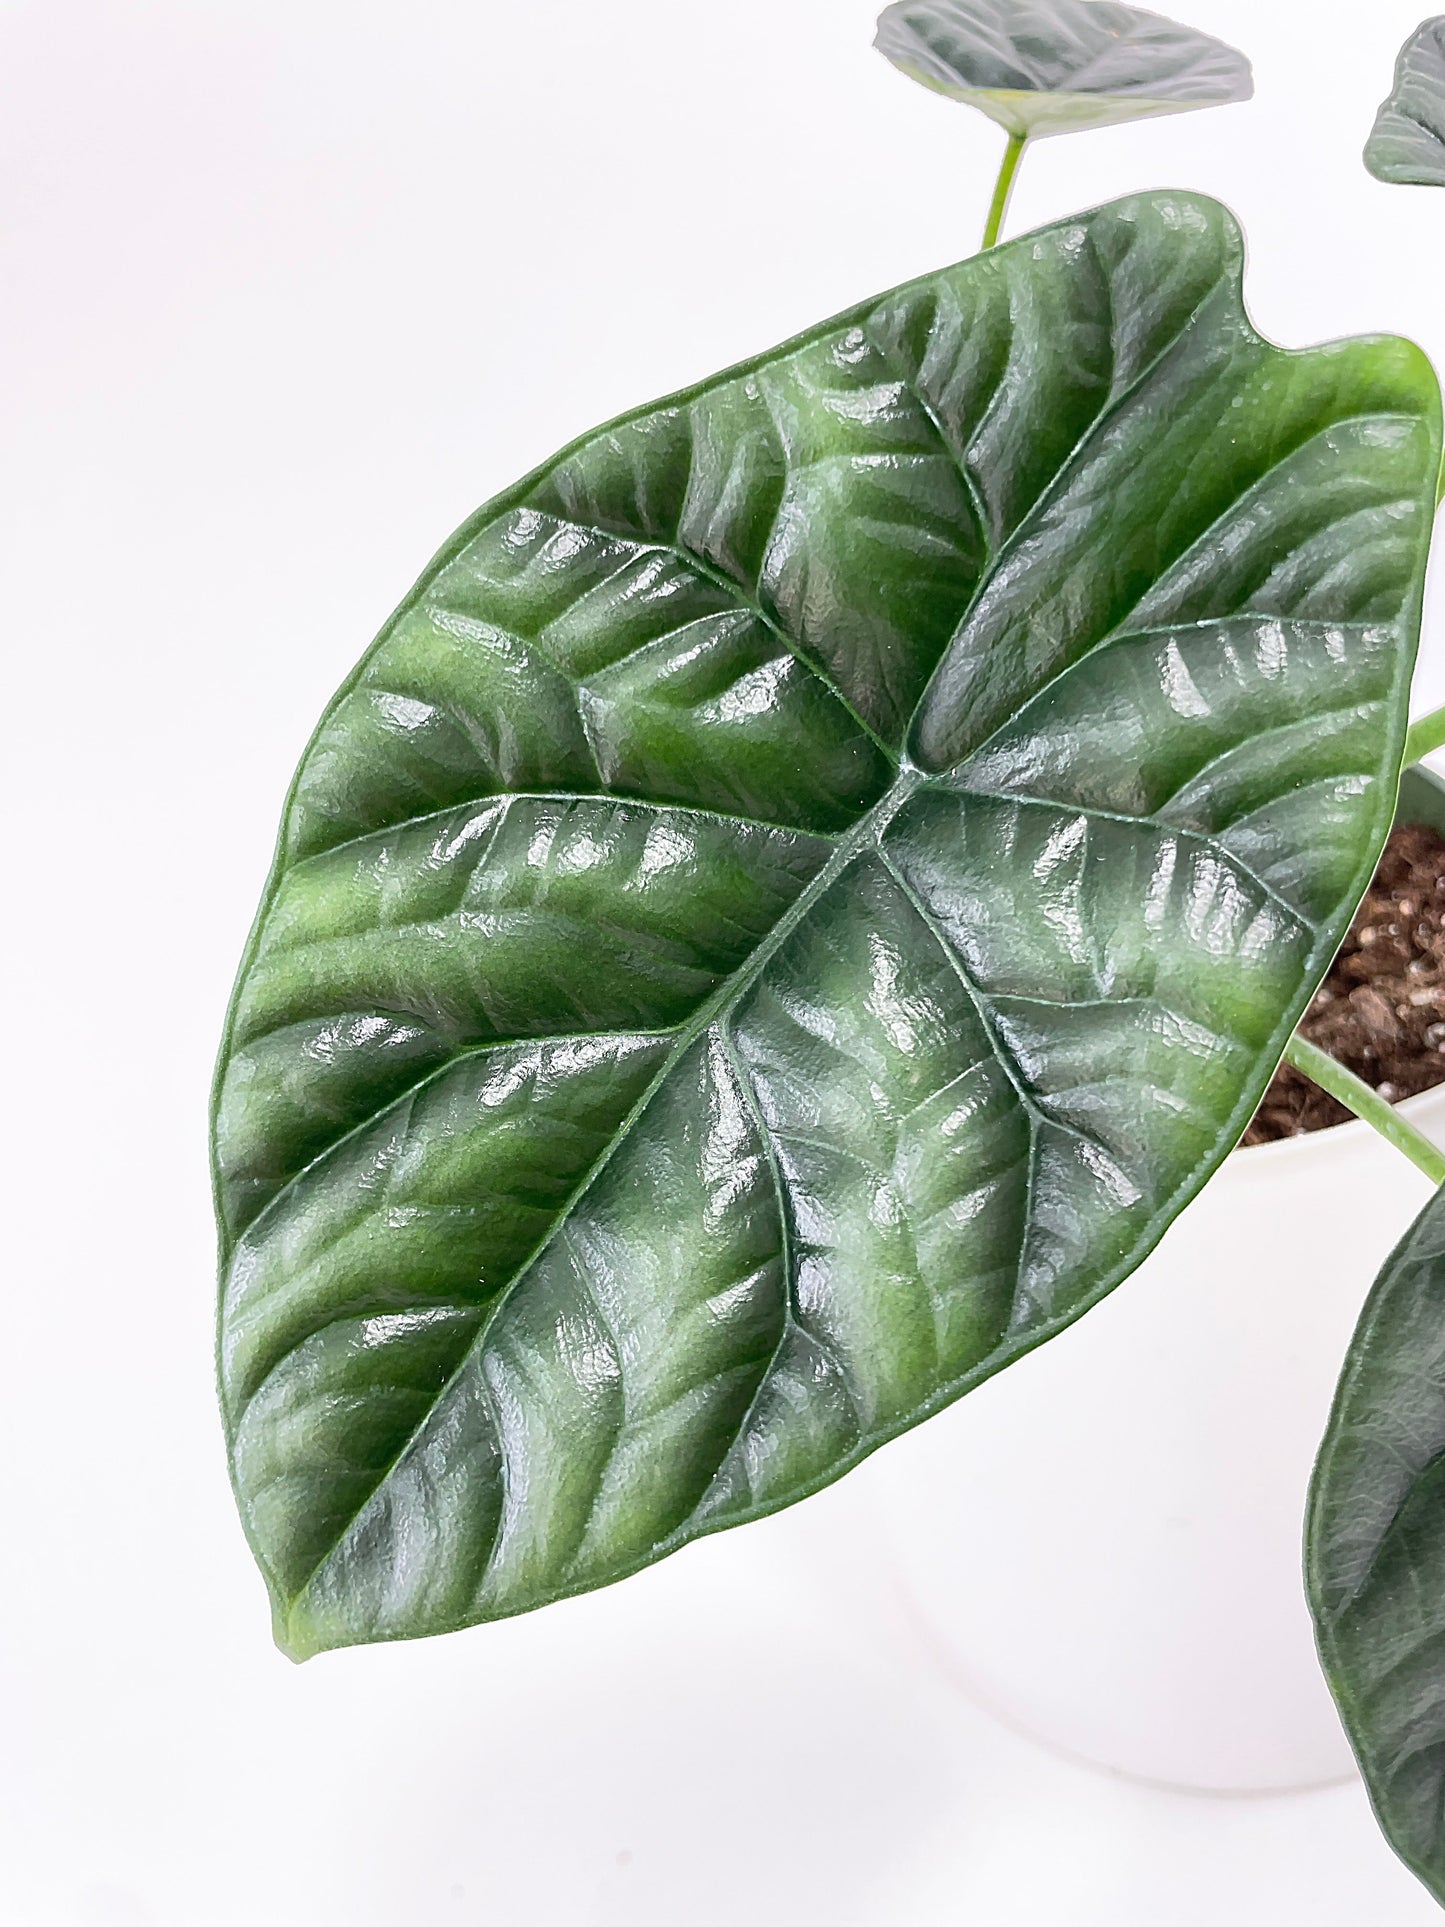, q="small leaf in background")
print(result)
[1308,1180,1445,1907]
[874,0,1251,138]
[215,193,1438,1659]
[1366,17,1445,187]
